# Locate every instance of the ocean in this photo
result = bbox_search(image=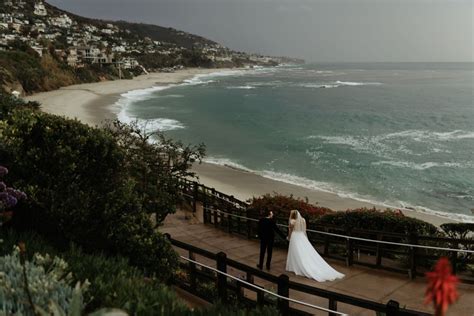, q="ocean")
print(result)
[117,63,474,222]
